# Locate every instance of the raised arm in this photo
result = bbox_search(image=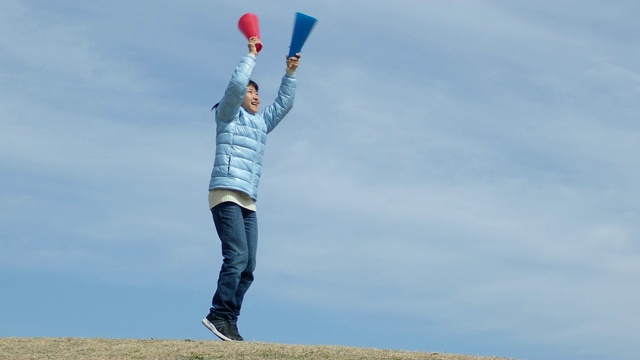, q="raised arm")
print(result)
[214,37,263,123]
[263,54,301,133]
